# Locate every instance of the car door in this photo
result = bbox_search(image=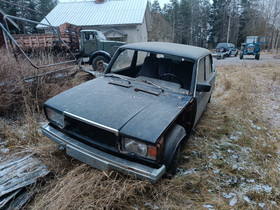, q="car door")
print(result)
[83,31,97,55]
[194,55,215,126]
